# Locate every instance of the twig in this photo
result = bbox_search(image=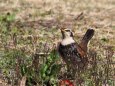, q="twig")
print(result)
[20,76,26,86]
[36,53,50,56]
[74,12,84,21]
